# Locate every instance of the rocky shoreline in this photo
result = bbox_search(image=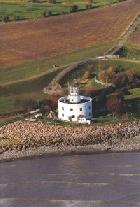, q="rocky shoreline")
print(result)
[0,120,139,161]
[0,137,140,162]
